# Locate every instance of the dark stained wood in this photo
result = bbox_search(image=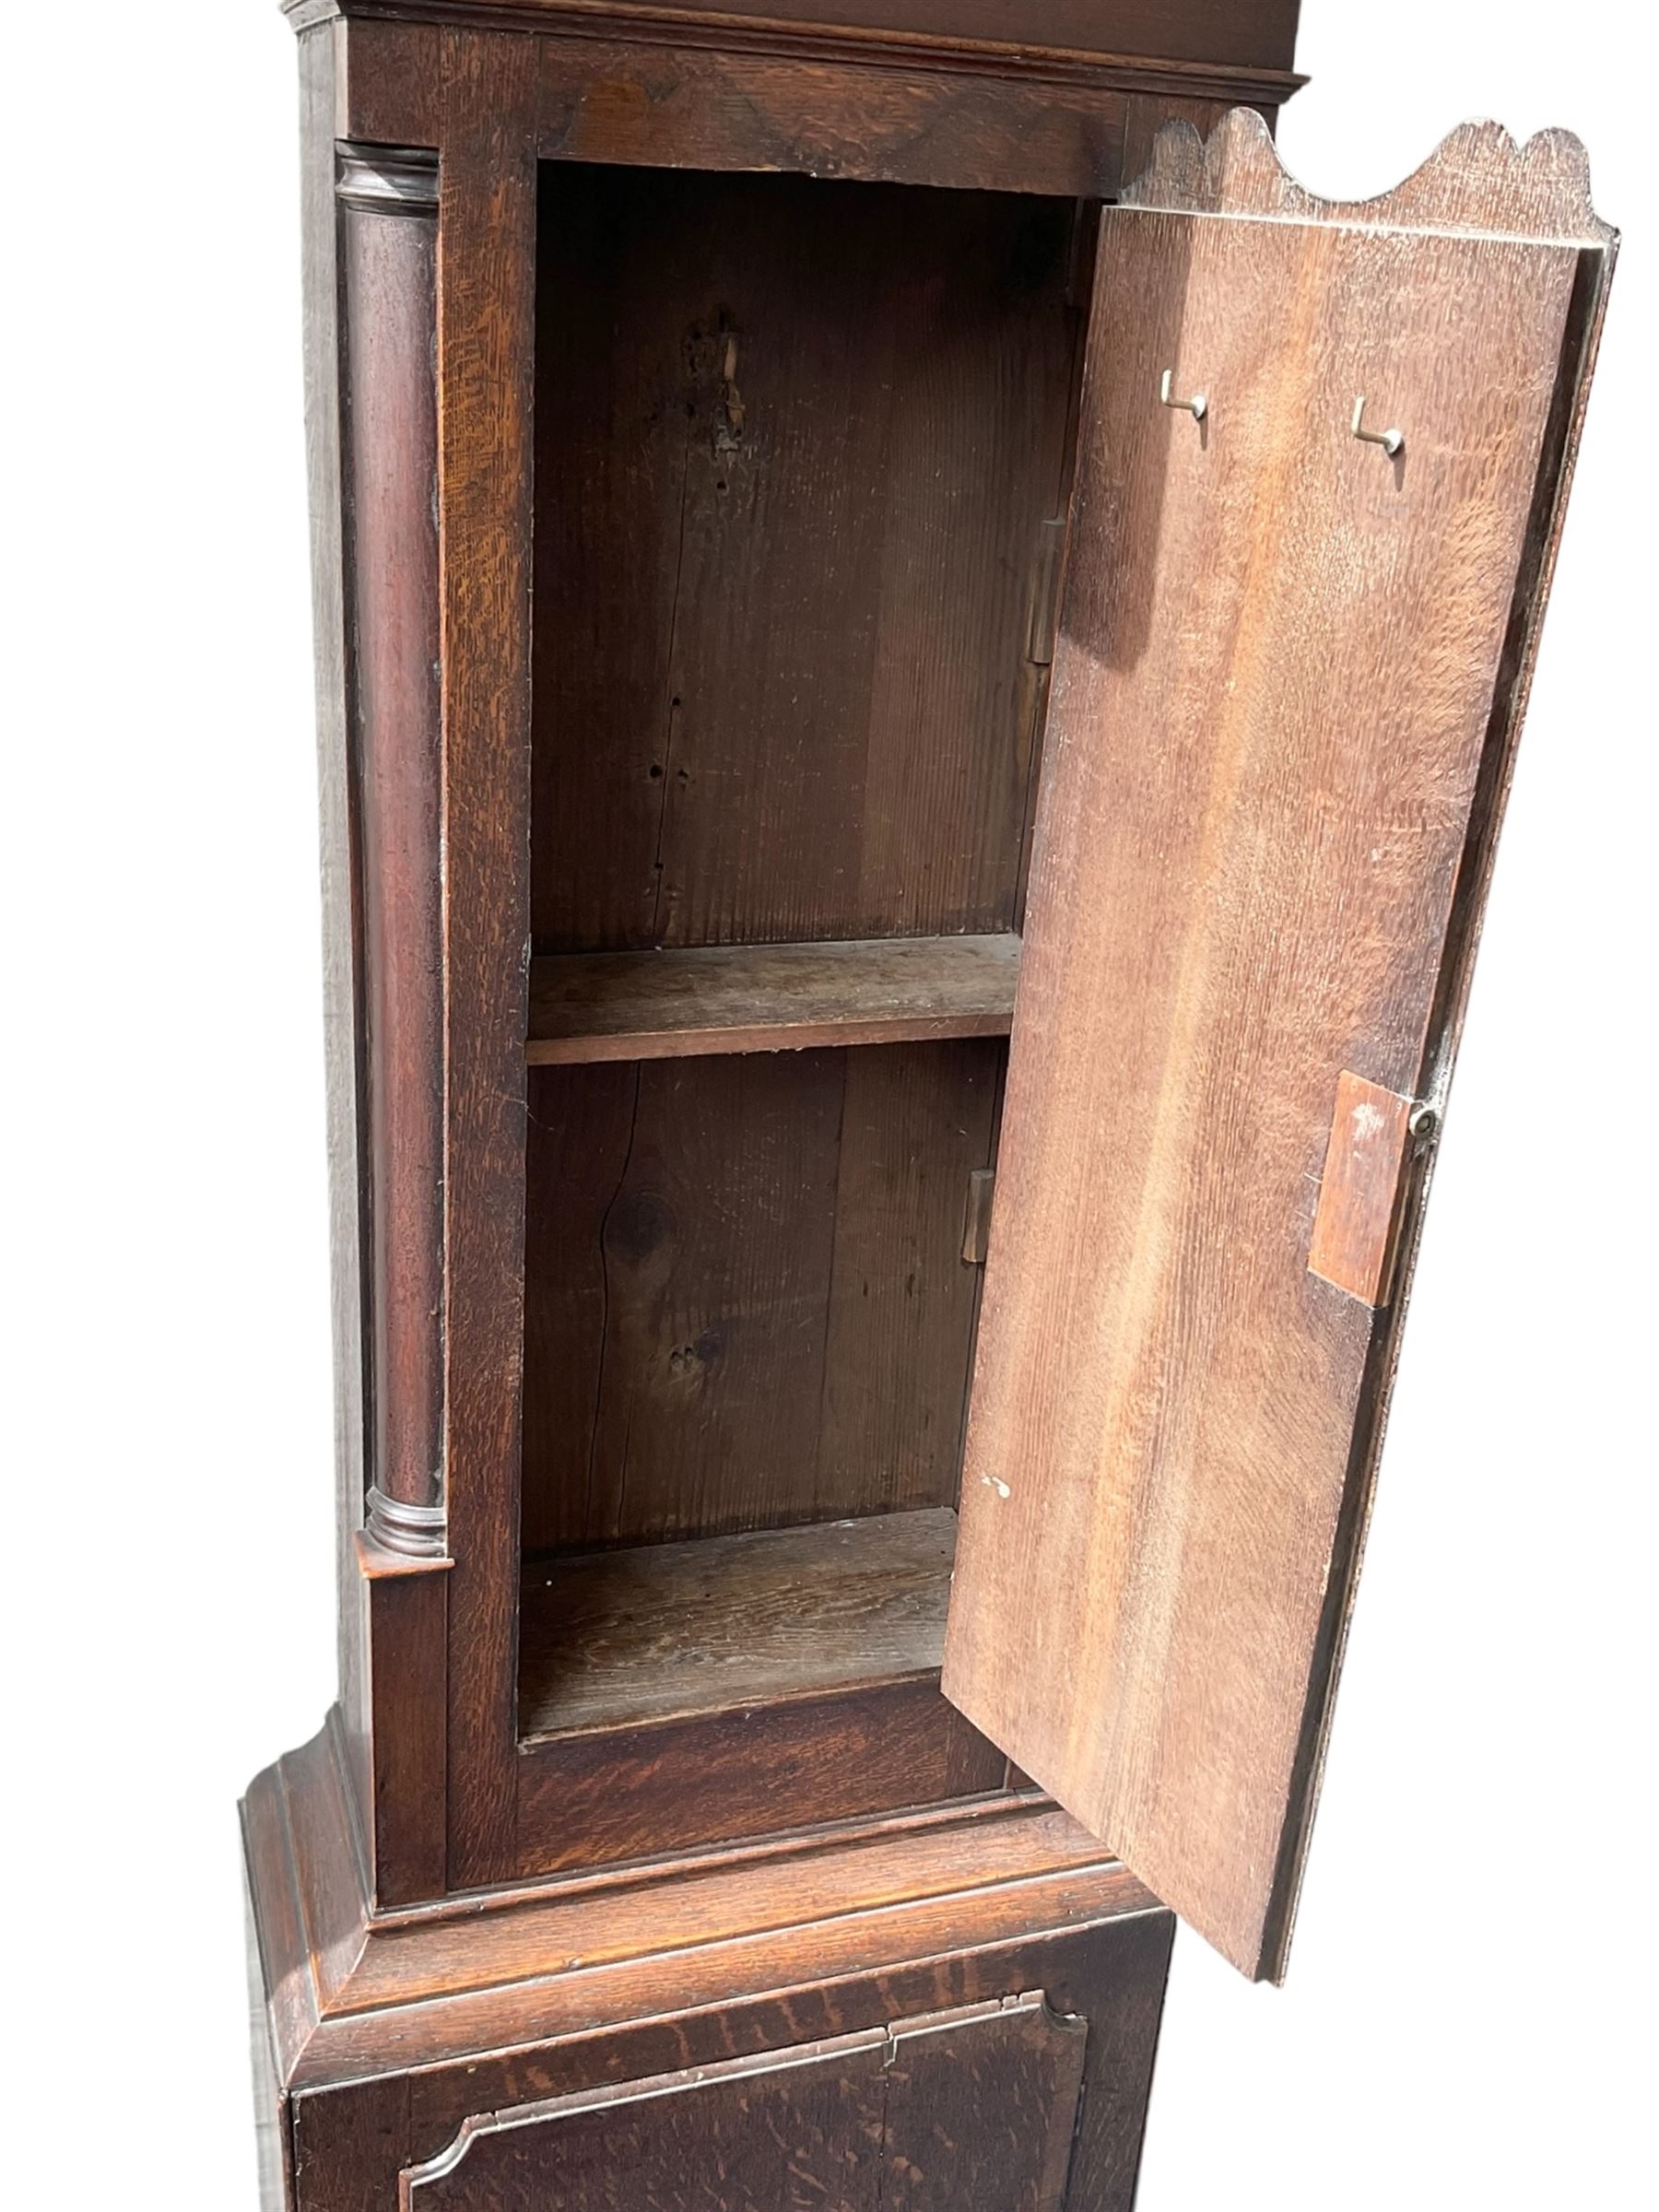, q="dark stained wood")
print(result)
[526,933,1021,1064]
[339,145,447,1555]
[519,1059,632,1555]
[294,19,376,1865]
[261,0,1609,2196]
[945,110,1616,1981]
[363,1556,453,1905]
[564,0,1300,71]
[256,1707,1168,2088]
[524,1050,842,1551]
[324,13,1296,198]
[241,1756,317,2128]
[522,1043,999,1553]
[248,1718,1171,2207]
[258,1,1345,2199]
[245,1712,1162,2056]
[647,178,1063,948]
[1306,1072,1417,1306]
[296,1914,1172,2206]
[282,1712,378,2014]
[304,1913,1172,2205]
[335,1803,1138,2018]
[335,18,443,148]
[1054,1913,1173,2212]
[435,26,542,1890]
[516,1677,1006,1875]
[398,1992,1085,2209]
[816,1041,1000,1515]
[537,36,1131,197]
[520,1507,957,1737]
[529,159,684,959]
[1120,88,1232,186]
[882,1995,1088,2212]
[530,164,1079,955]
[244,1870,292,2212]
[297,0,1303,85]
[401,2023,894,2207]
